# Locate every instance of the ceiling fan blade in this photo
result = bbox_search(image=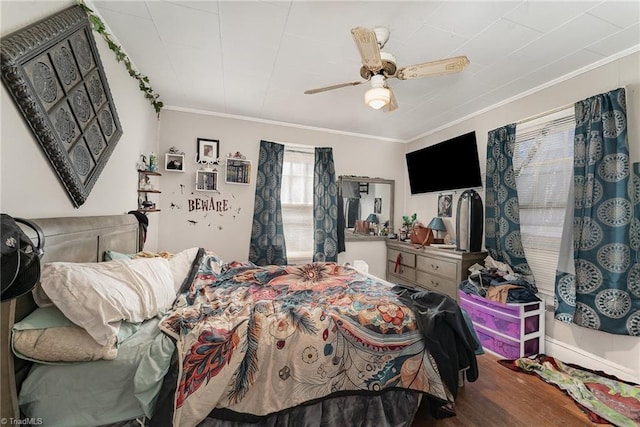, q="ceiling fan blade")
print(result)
[304,81,364,95]
[351,27,382,72]
[396,56,470,80]
[384,86,398,112]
